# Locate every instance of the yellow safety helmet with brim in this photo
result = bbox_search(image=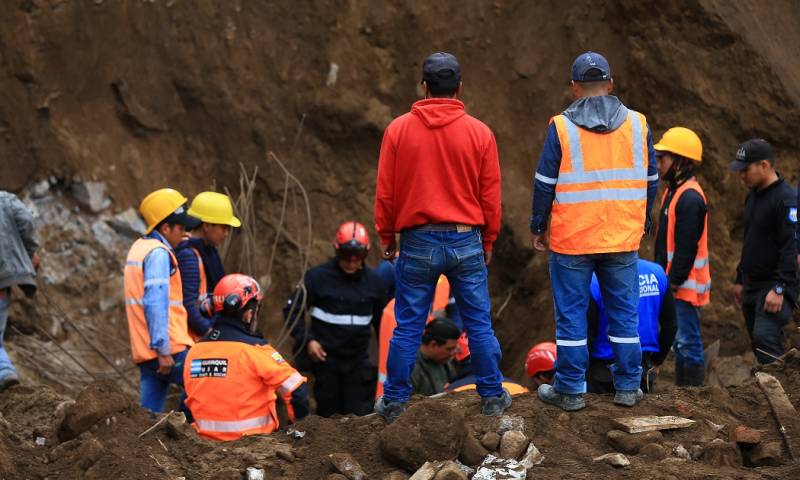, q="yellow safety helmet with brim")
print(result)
[654,126,703,162]
[139,188,201,234]
[187,191,241,228]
